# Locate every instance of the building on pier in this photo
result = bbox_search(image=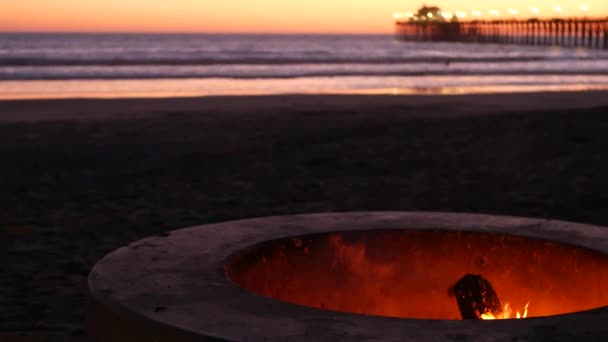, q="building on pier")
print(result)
[394,5,608,49]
